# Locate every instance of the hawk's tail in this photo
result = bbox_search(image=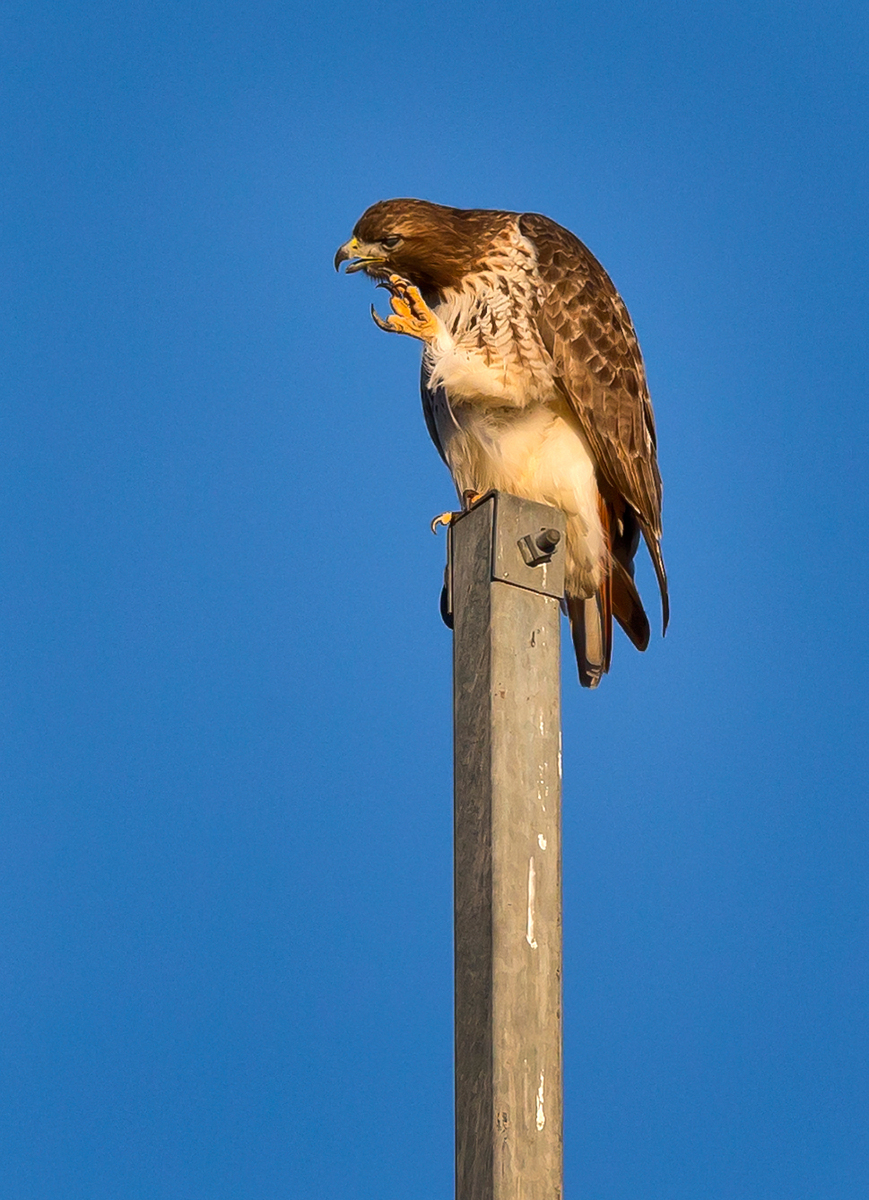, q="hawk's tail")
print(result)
[612,559,651,651]
[566,593,609,689]
[566,497,613,689]
[566,498,652,688]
